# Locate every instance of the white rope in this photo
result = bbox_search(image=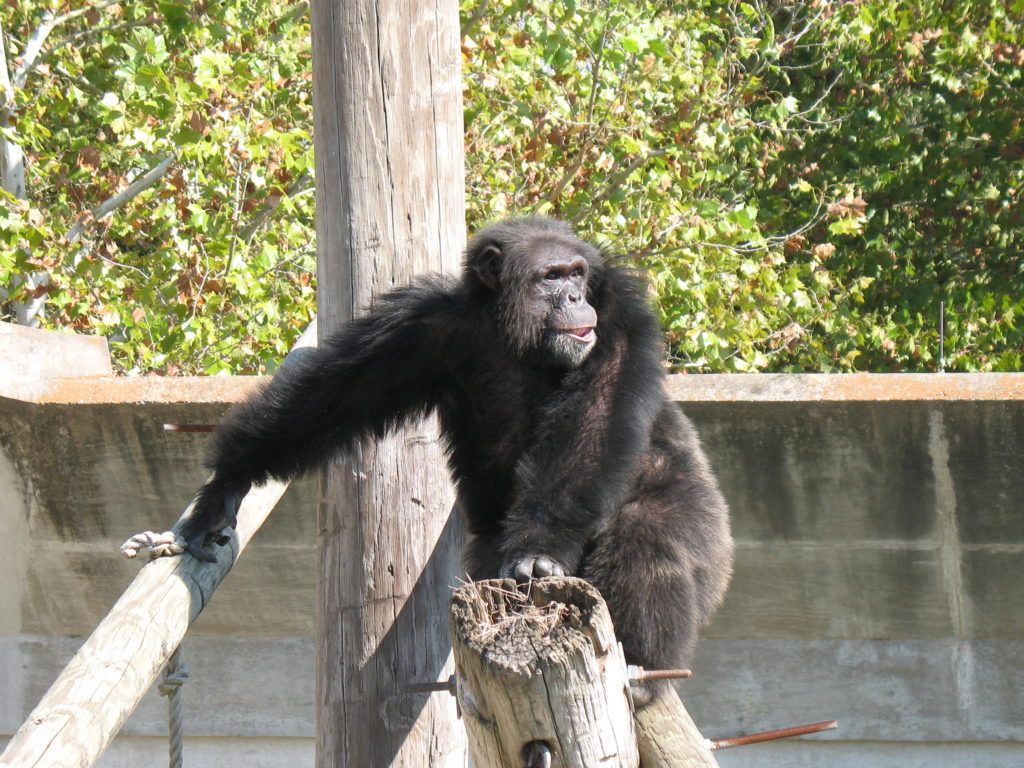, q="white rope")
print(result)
[158,645,190,768]
[119,530,186,559]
